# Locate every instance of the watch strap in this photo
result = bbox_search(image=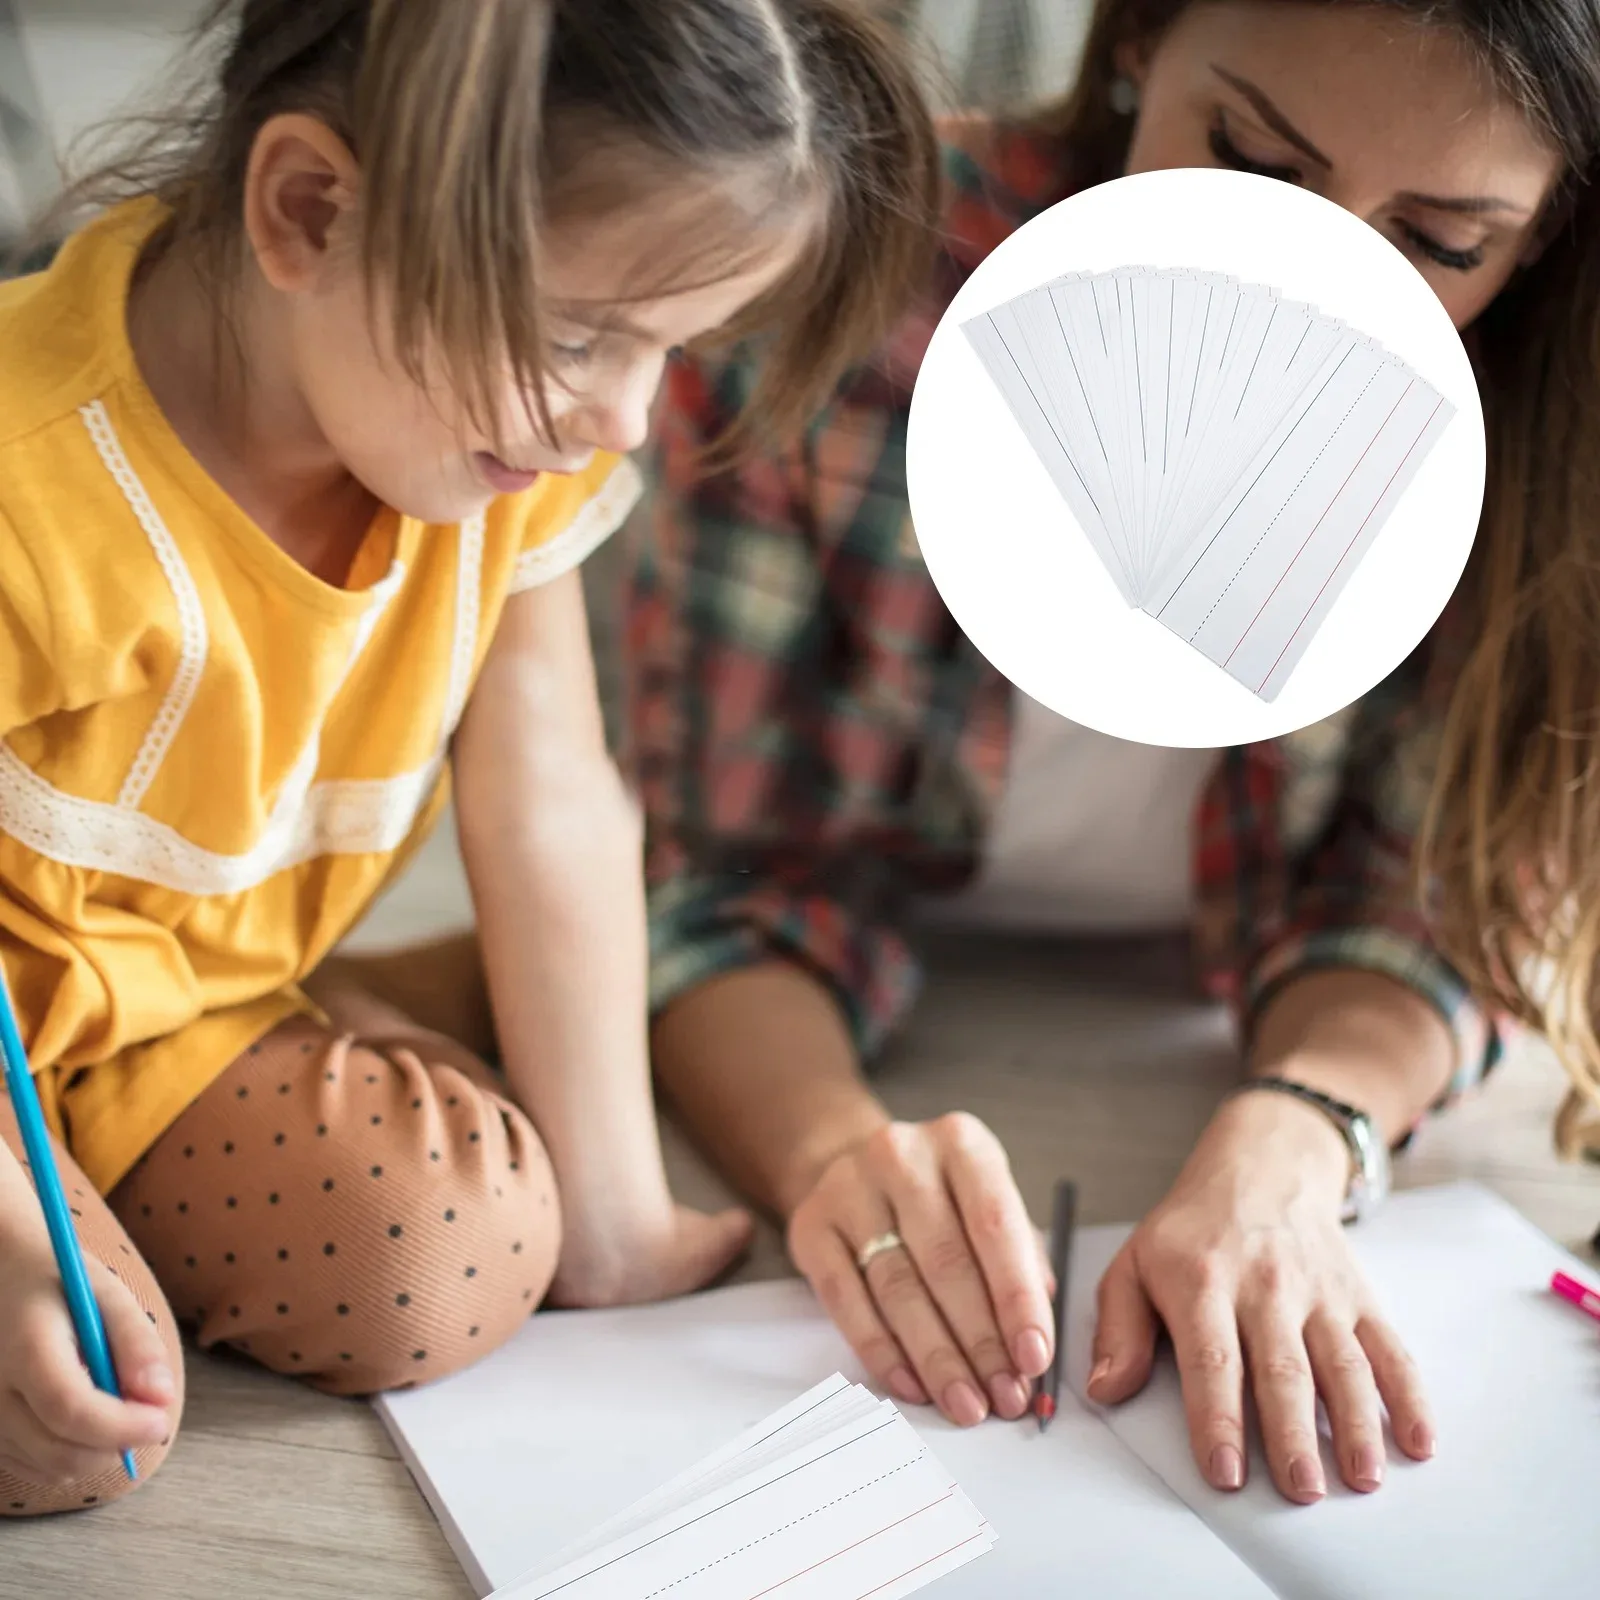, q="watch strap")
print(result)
[1231,1076,1363,1129]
